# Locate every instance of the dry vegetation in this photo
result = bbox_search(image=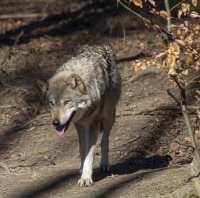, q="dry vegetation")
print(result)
[118,0,200,167]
